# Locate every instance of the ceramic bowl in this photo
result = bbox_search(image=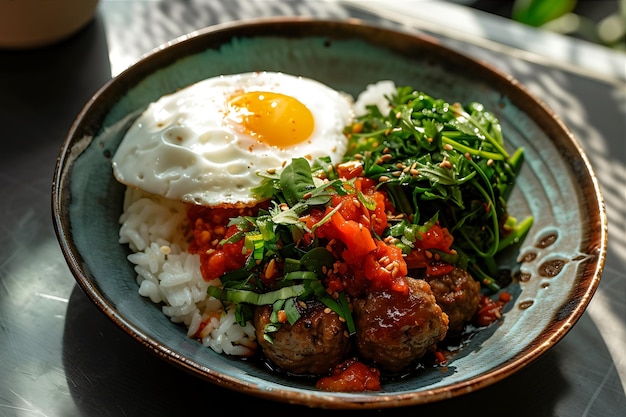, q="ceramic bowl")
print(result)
[0,0,100,49]
[52,17,607,409]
